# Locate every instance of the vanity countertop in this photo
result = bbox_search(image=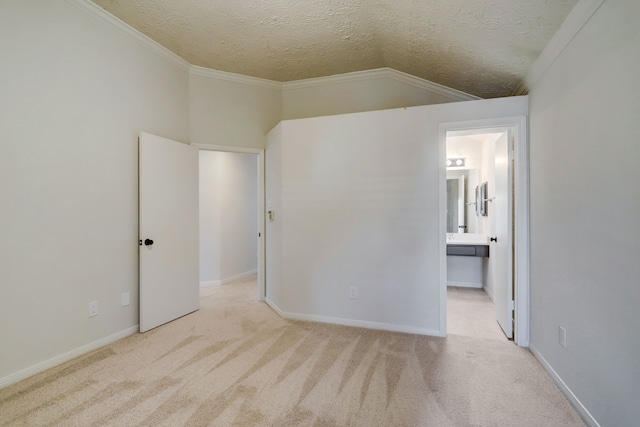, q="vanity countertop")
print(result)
[446,233,489,246]
[447,241,489,246]
[446,236,490,257]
